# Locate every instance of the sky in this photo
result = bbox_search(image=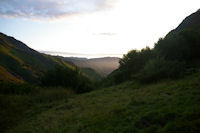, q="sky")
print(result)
[0,0,200,58]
